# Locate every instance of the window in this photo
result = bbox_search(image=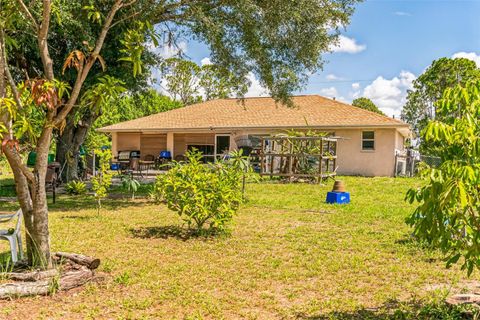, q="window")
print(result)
[362,131,375,151]
[187,144,215,163]
[215,135,231,160]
